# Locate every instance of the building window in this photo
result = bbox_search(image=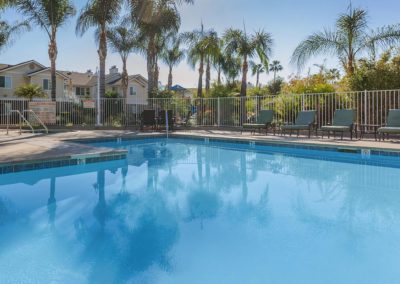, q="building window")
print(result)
[130,86,137,96]
[0,76,12,89]
[43,79,51,90]
[75,87,89,96]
